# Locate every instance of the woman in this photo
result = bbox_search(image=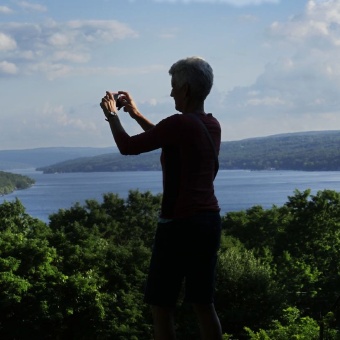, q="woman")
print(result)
[100,56,222,340]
